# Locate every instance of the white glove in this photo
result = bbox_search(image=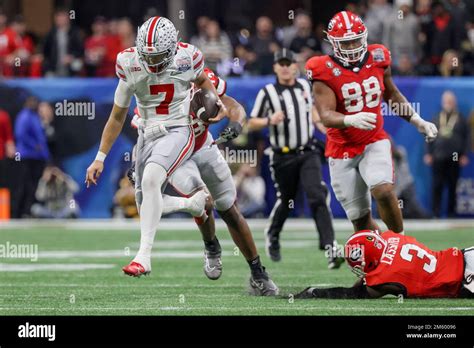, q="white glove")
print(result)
[131,114,143,129]
[144,123,168,142]
[410,114,438,143]
[343,112,377,130]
